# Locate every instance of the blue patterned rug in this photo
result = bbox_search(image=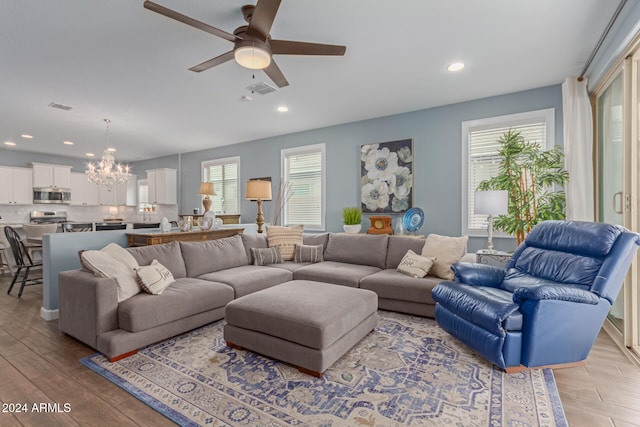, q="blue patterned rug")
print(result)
[80,311,567,426]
